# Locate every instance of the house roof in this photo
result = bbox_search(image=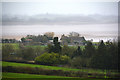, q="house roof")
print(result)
[61,36,86,41]
[25,39,32,41]
[70,36,85,41]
